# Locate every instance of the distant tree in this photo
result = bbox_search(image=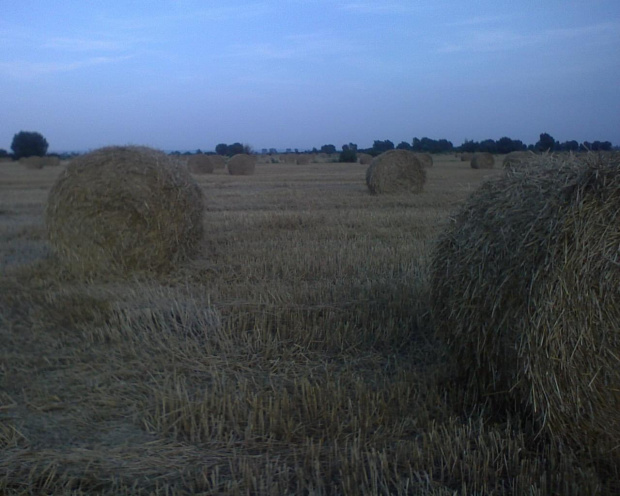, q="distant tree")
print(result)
[0,149,8,157]
[339,148,357,163]
[11,131,48,159]
[557,140,579,152]
[320,144,337,154]
[396,141,412,150]
[479,139,498,154]
[372,140,394,154]
[215,143,228,155]
[460,140,478,153]
[496,137,525,154]
[227,142,244,155]
[412,137,454,153]
[269,148,278,155]
[535,133,556,152]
